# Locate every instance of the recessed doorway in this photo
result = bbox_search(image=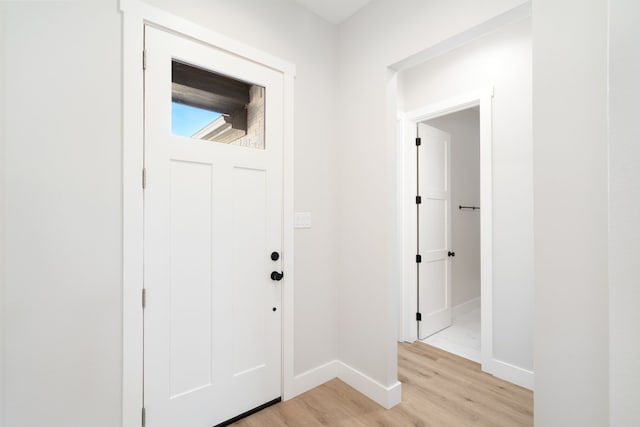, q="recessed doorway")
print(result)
[399,88,494,372]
